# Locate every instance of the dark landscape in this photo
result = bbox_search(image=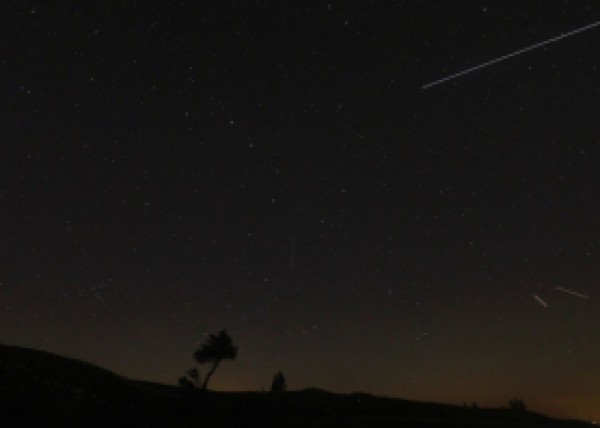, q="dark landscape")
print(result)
[0,344,593,428]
